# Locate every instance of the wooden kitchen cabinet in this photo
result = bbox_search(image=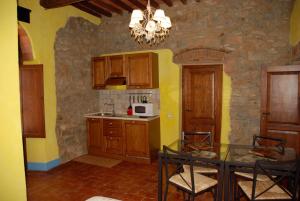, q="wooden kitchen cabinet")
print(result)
[126,53,159,89]
[124,121,149,158]
[91,57,107,89]
[103,119,123,156]
[86,117,160,163]
[87,118,103,155]
[107,55,126,77]
[124,118,160,163]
